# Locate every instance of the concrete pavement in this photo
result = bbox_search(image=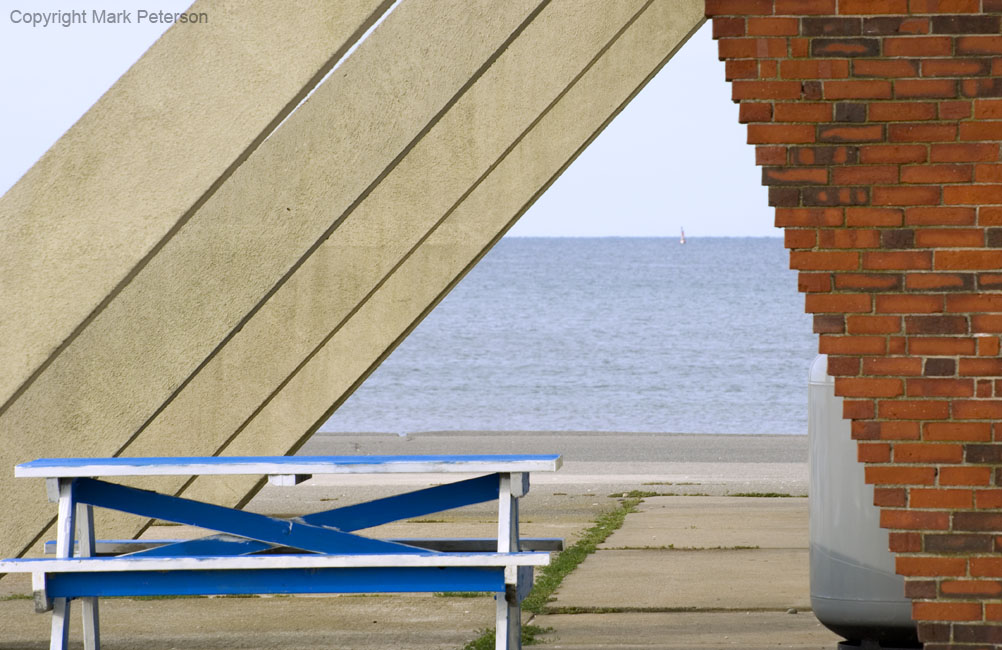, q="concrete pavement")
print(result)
[0,433,846,649]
